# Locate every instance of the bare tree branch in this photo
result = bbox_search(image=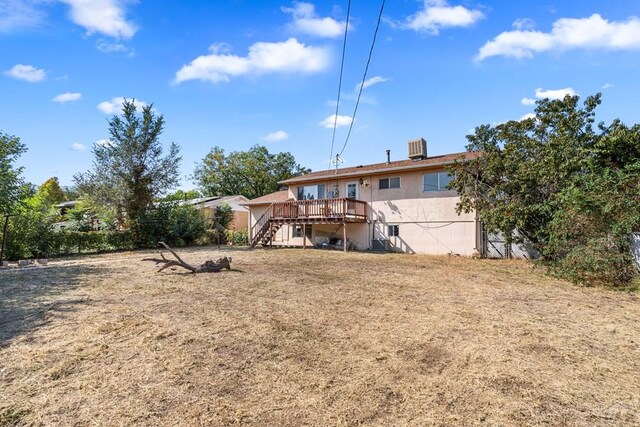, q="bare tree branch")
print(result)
[142,241,232,273]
